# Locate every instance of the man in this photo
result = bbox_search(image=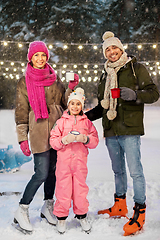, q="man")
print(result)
[85,31,159,236]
